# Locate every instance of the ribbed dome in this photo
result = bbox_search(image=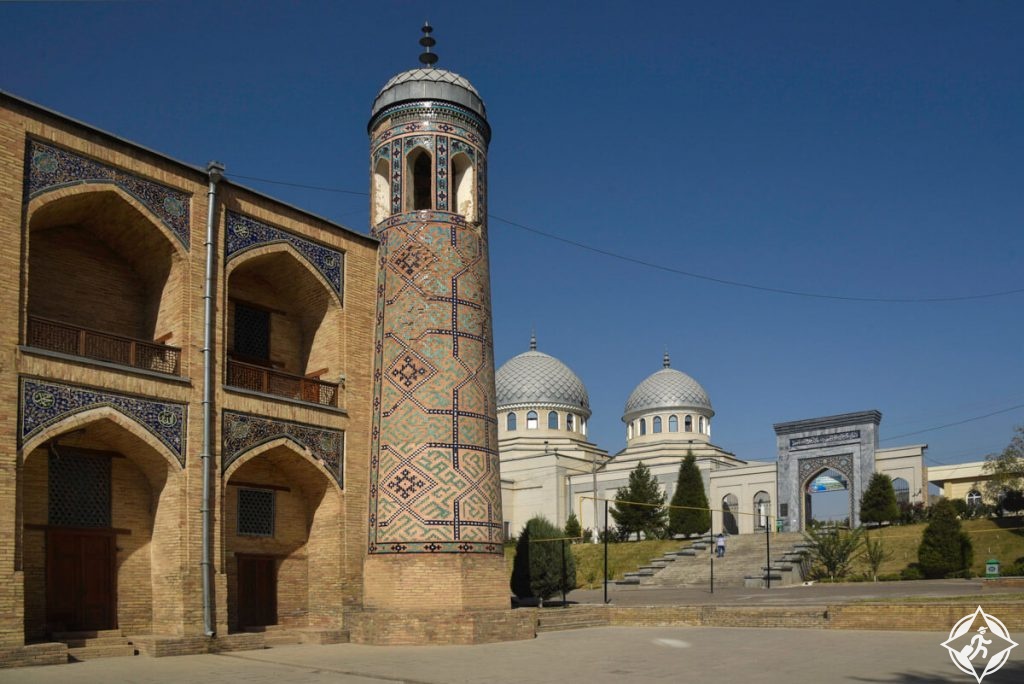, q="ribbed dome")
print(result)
[371,67,486,120]
[624,354,713,419]
[496,339,590,416]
